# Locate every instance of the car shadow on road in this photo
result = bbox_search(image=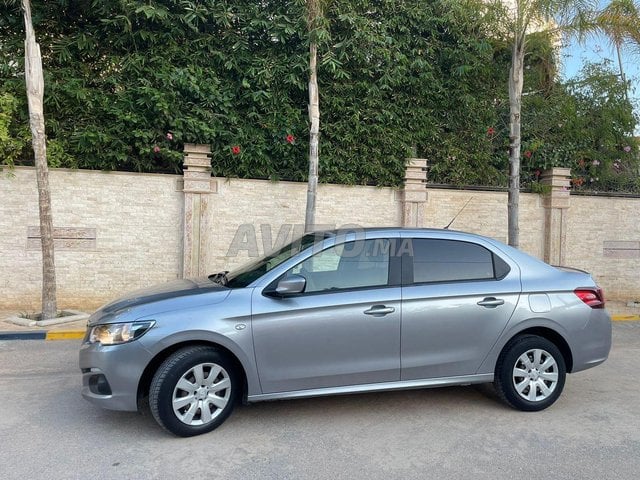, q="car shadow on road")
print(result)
[73,383,506,439]
[224,383,506,429]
